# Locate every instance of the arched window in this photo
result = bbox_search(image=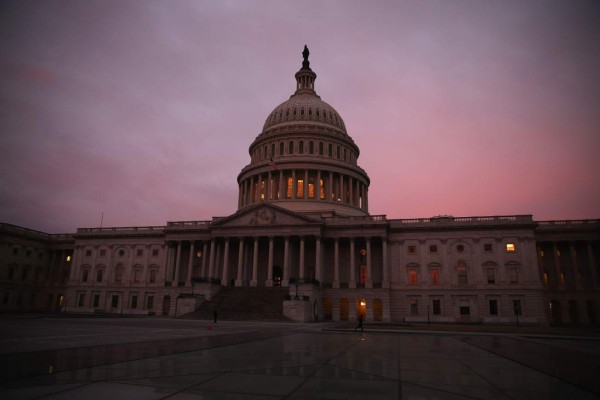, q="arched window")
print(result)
[319,142,323,155]
[271,144,275,157]
[309,141,314,154]
[285,108,289,117]
[279,142,284,156]
[299,141,304,154]
[289,141,294,154]
[328,143,332,157]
